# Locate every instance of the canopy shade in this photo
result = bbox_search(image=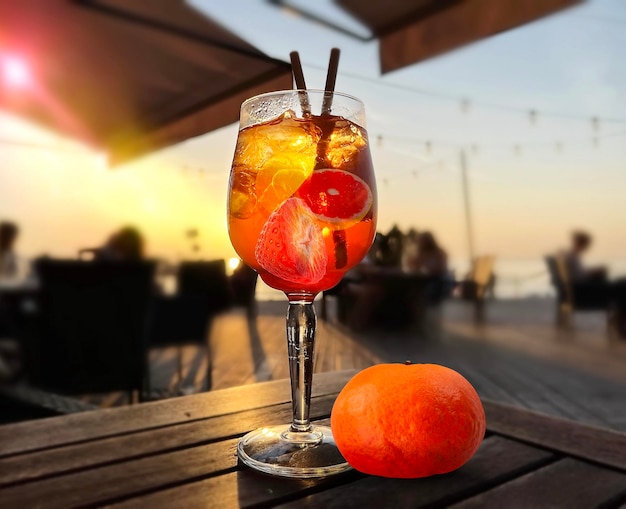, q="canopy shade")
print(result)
[338,0,582,74]
[0,0,292,165]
